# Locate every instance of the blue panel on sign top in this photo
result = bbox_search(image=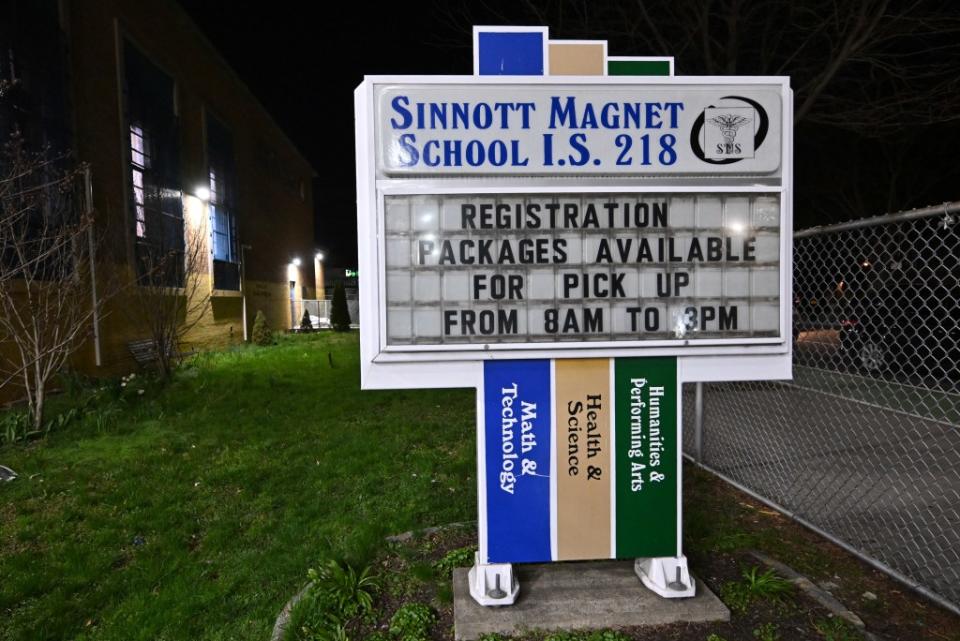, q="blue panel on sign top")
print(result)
[477,31,545,76]
[484,359,551,563]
